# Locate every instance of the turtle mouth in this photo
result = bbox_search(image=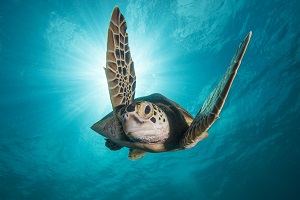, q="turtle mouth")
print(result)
[127,130,156,137]
[126,130,159,143]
